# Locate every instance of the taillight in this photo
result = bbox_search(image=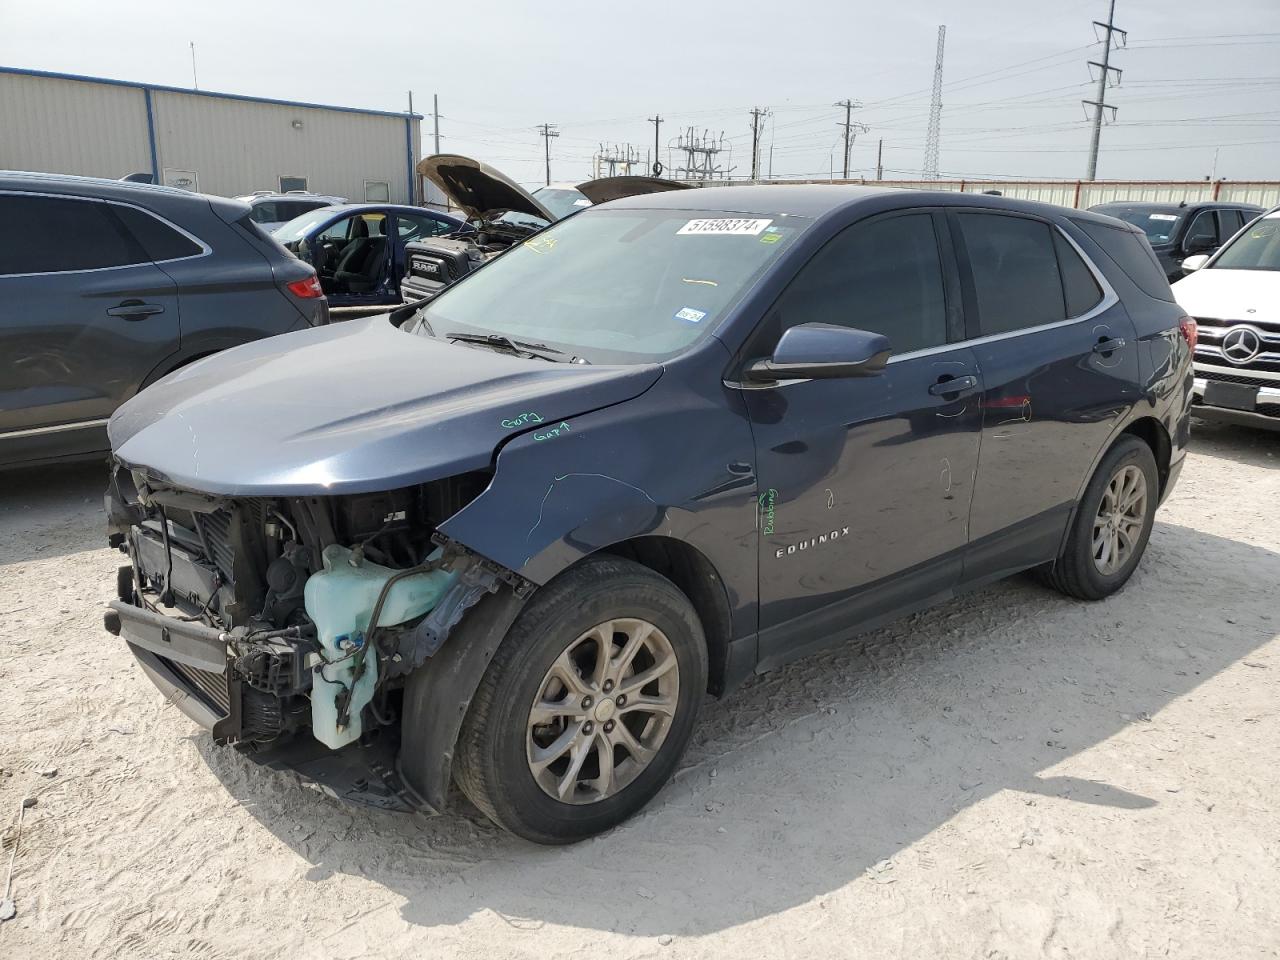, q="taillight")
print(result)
[285,274,324,299]
[1179,316,1198,351]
